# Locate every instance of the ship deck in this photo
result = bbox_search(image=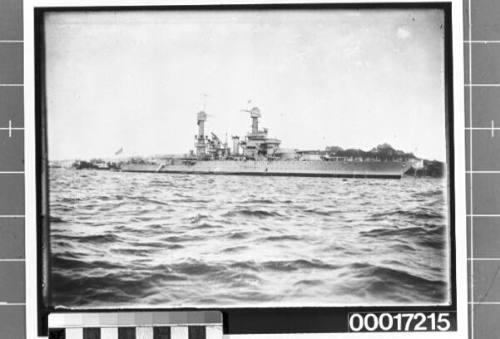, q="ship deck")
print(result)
[120,160,411,179]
